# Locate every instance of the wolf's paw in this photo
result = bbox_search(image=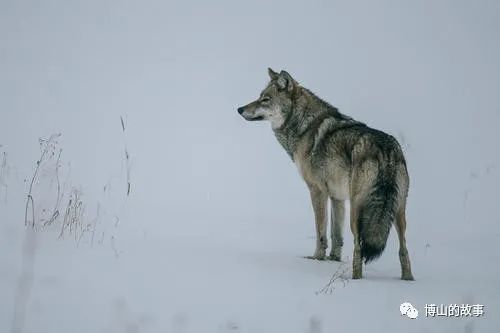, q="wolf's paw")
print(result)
[328,247,342,261]
[401,273,415,281]
[327,254,342,262]
[304,248,326,260]
[304,255,325,260]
